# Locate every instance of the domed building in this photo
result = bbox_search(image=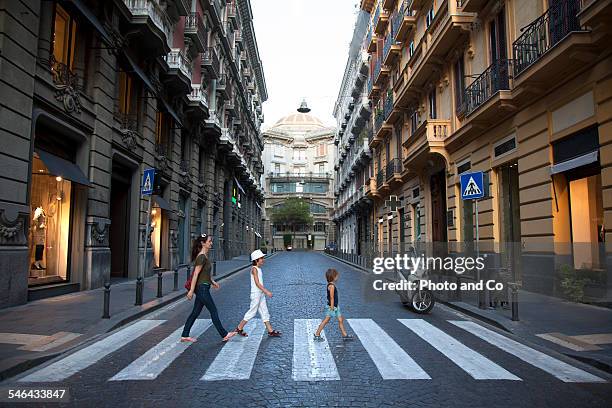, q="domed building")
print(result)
[262,102,336,250]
